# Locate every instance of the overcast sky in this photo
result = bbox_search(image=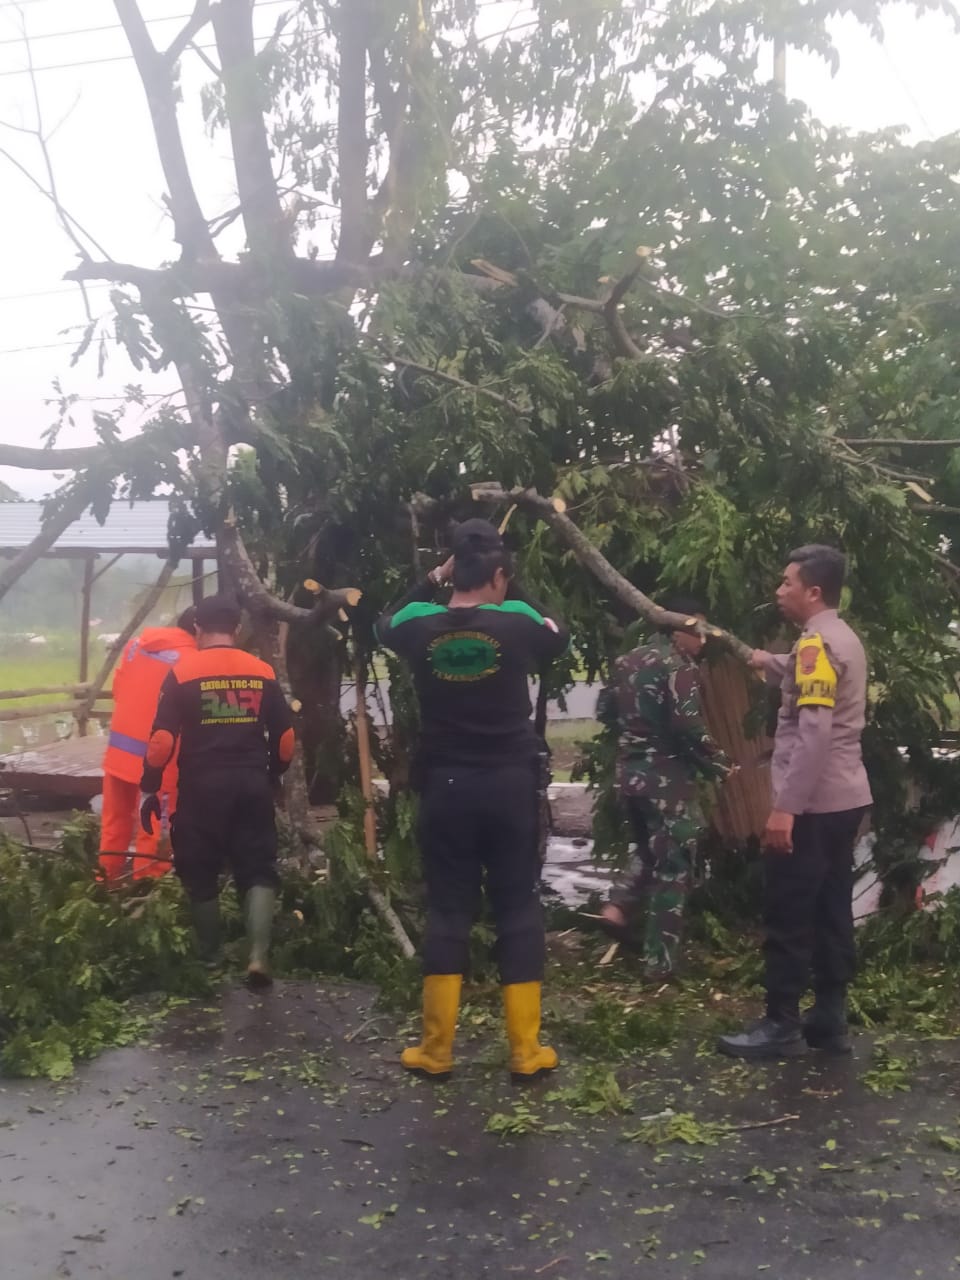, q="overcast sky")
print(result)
[1,0,958,500]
